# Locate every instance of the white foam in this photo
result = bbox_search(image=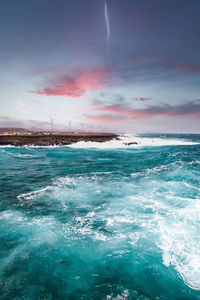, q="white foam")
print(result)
[157,199,200,290]
[17,187,51,201]
[0,145,15,148]
[26,144,60,148]
[106,289,130,300]
[11,153,35,158]
[68,134,198,149]
[0,144,60,149]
